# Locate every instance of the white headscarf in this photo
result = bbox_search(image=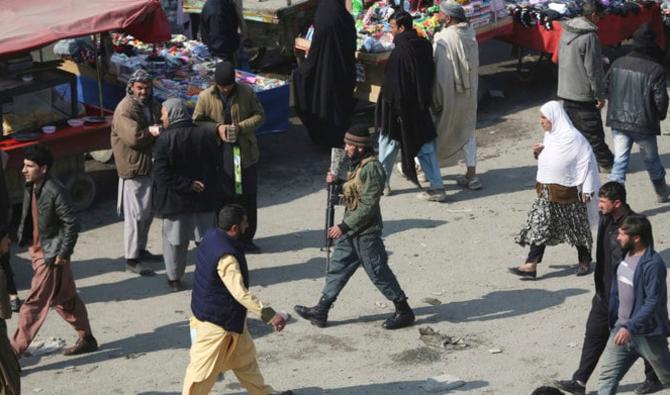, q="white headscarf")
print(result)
[536,101,601,224]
